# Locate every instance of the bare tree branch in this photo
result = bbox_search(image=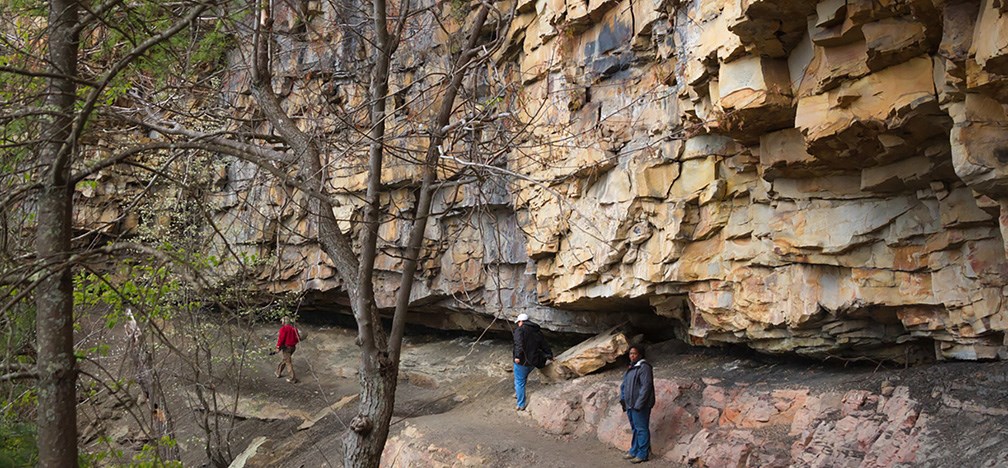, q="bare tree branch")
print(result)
[388,1,492,365]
